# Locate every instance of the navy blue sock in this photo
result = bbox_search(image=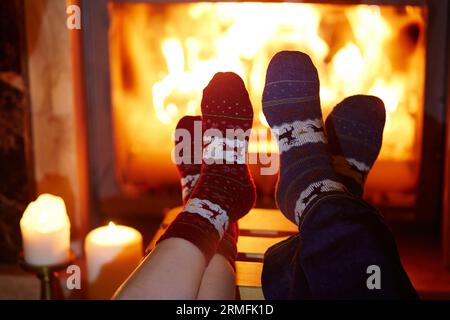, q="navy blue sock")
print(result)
[325,95,386,197]
[262,51,346,225]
